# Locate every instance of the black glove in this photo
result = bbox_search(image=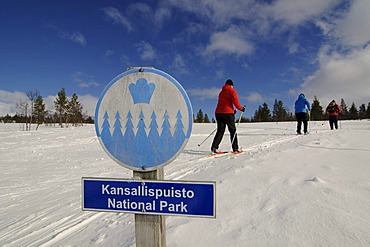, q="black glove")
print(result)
[241,106,245,112]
